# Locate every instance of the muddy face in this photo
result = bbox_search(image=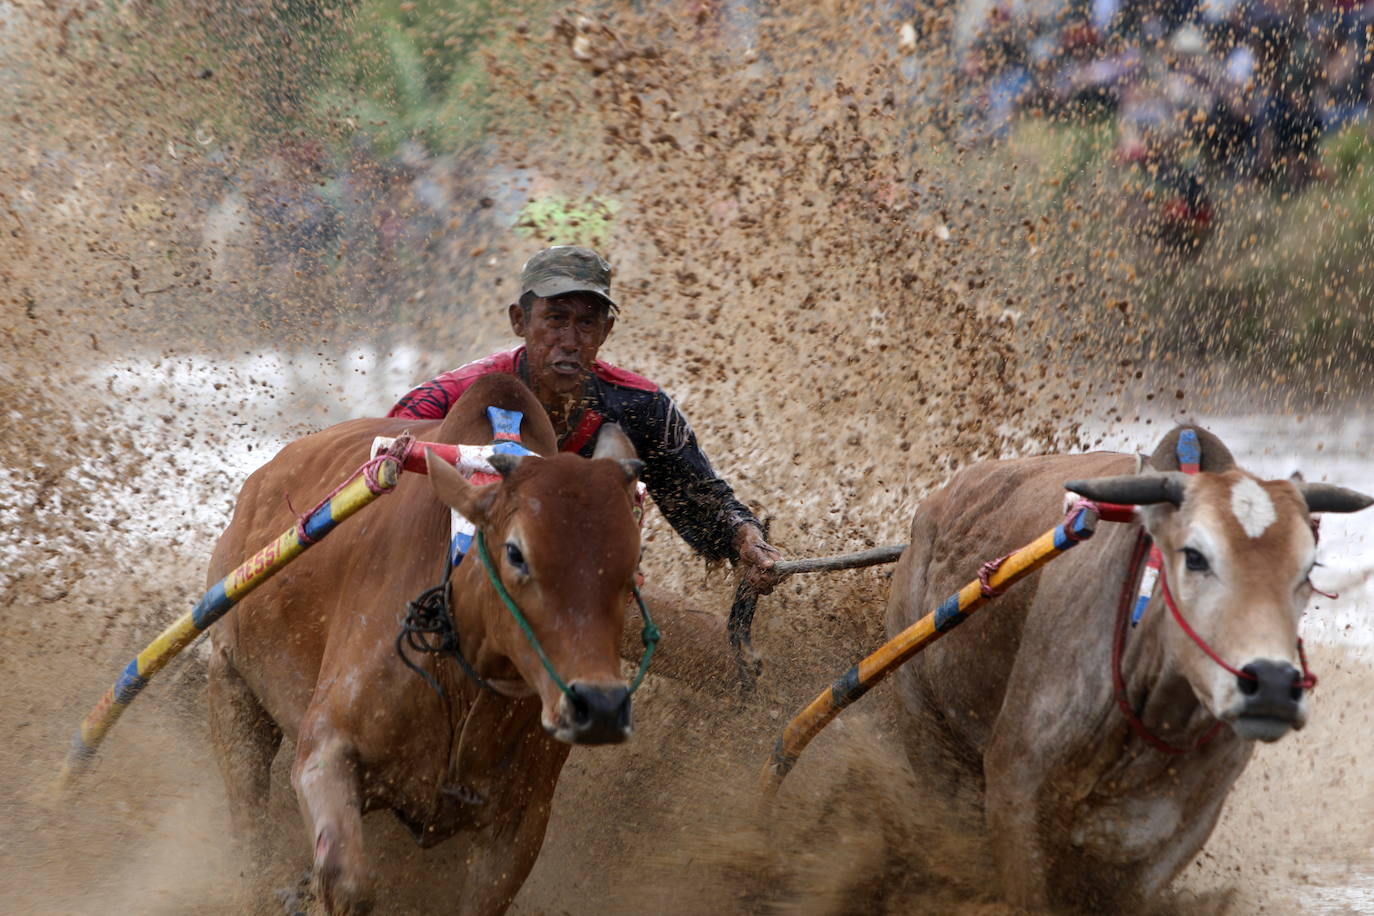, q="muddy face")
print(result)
[509,295,615,404]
